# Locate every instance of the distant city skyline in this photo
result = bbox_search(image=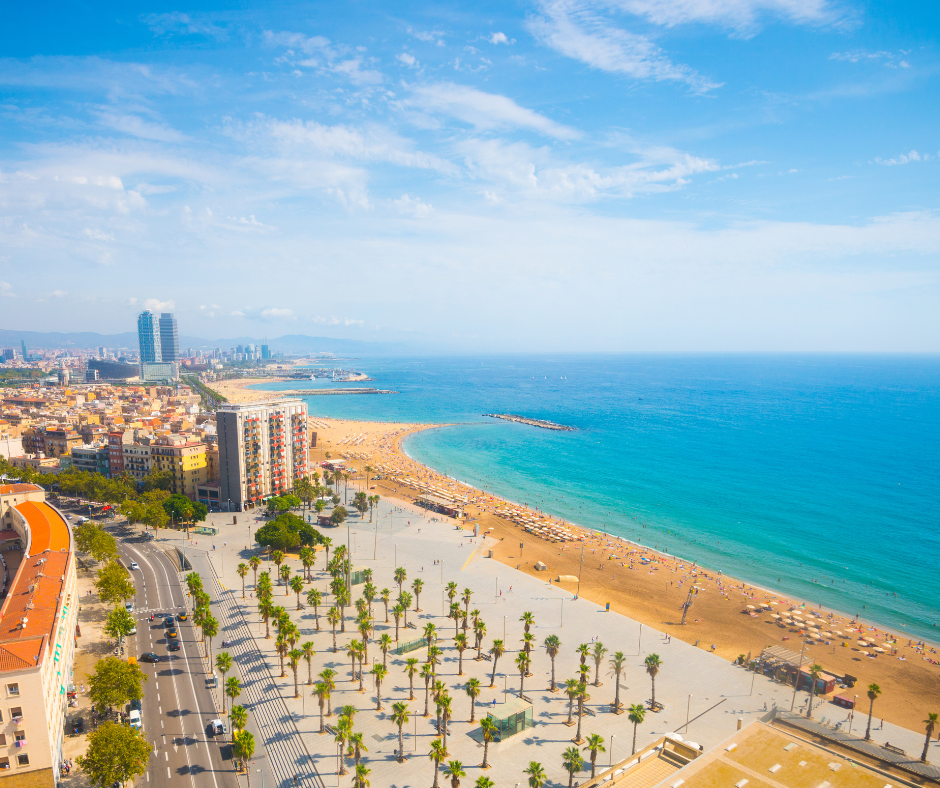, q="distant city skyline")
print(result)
[0,0,938,351]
